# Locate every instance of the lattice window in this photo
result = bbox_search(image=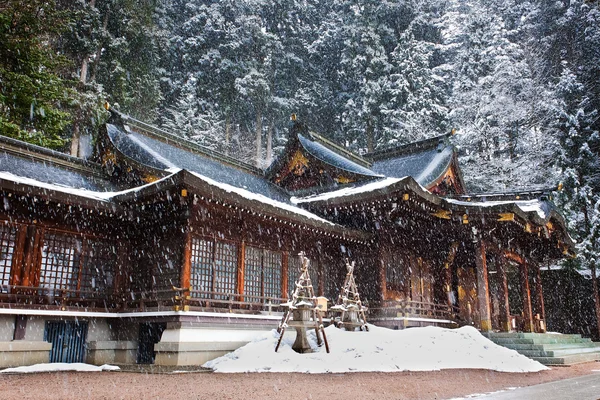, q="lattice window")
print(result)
[190,237,238,300]
[263,250,282,298]
[190,237,214,298]
[40,232,82,294]
[214,241,237,299]
[243,246,263,301]
[80,239,117,297]
[0,223,18,292]
[244,246,282,300]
